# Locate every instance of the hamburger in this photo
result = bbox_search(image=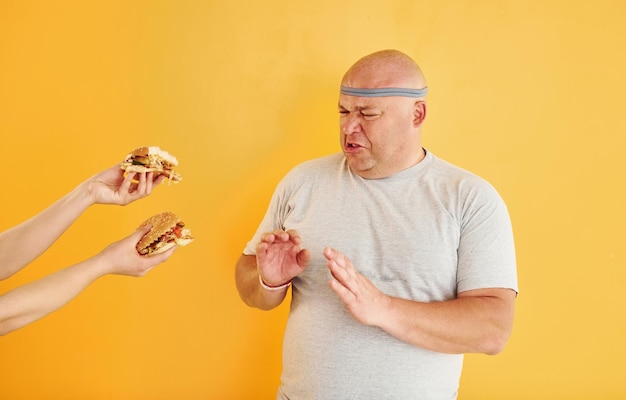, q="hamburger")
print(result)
[120,146,182,183]
[136,212,194,256]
